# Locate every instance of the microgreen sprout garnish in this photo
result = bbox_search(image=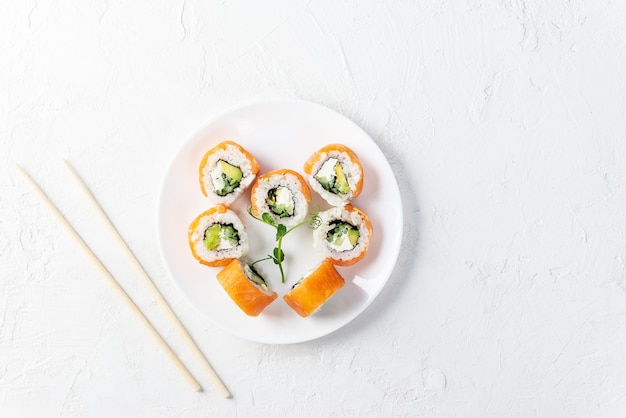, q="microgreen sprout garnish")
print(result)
[247,207,322,283]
